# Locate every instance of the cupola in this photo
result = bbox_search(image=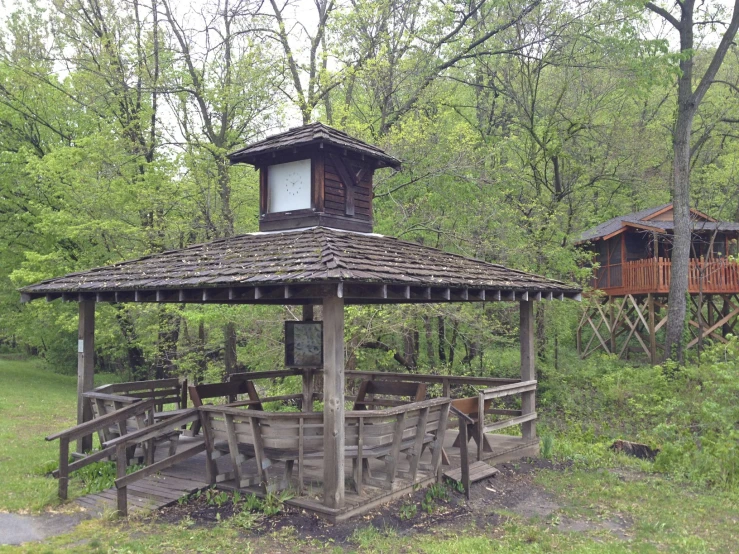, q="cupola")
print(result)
[228,123,401,232]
